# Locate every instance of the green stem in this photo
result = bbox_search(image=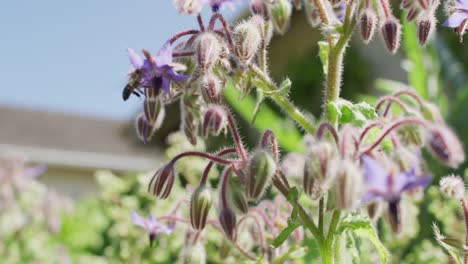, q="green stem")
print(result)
[318,241,334,264]
[292,199,324,242]
[319,197,325,235]
[248,64,316,134]
[327,210,342,242]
